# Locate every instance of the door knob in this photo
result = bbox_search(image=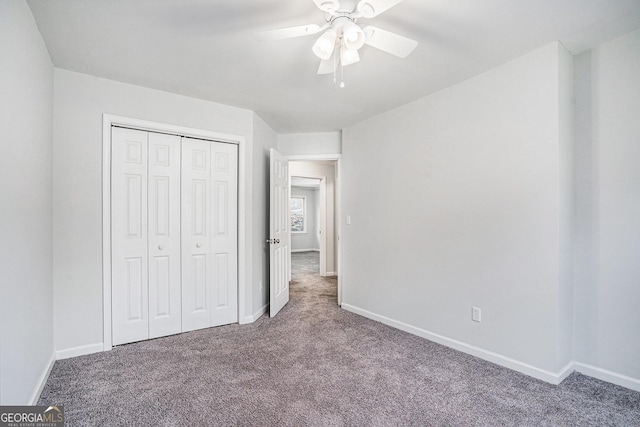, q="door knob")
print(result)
[158,244,164,250]
[196,242,202,248]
